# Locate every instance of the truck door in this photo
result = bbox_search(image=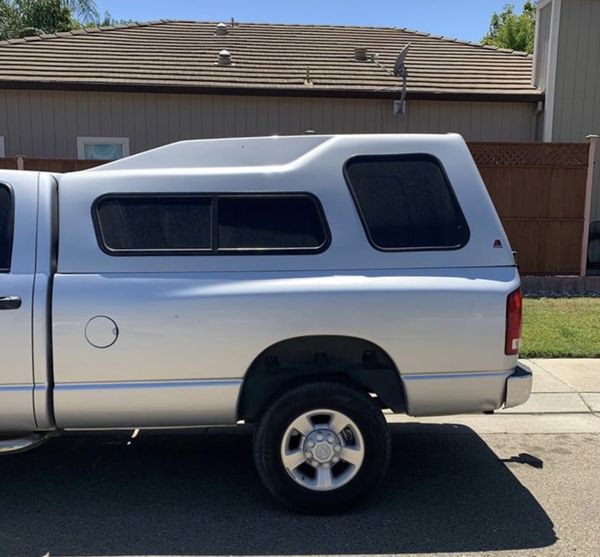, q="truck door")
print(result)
[0,173,38,431]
